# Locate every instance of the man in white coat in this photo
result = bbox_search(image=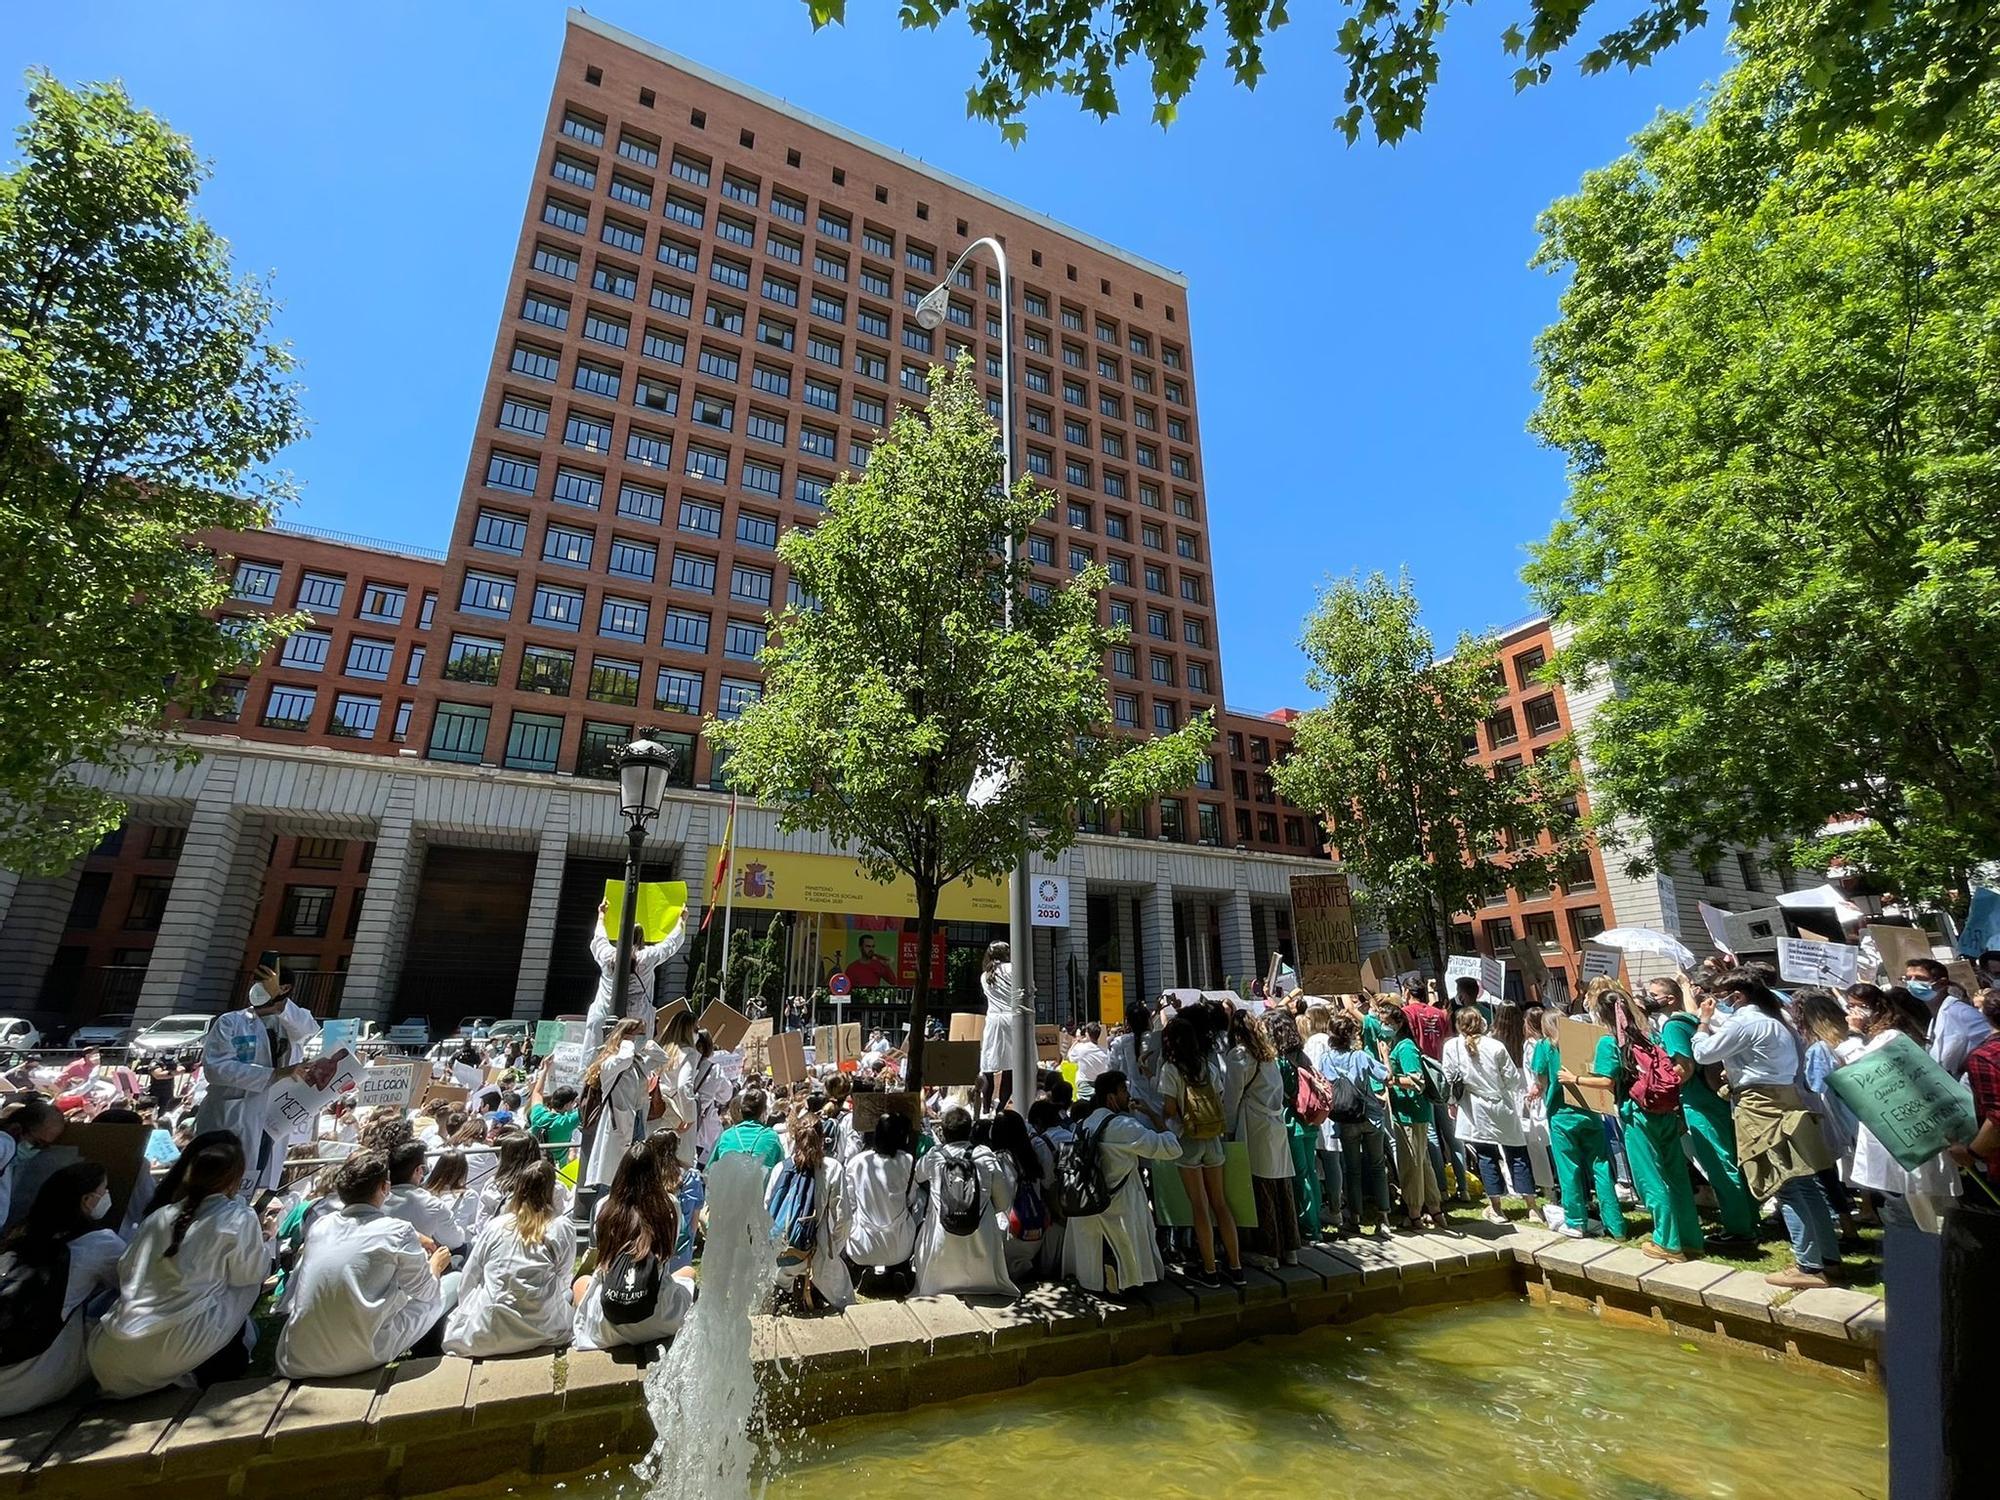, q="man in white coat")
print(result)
[195,970,317,1196]
[382,1140,467,1252]
[276,1150,451,1378]
[1064,1071,1184,1294]
[913,1106,1017,1297]
[584,900,689,1053]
